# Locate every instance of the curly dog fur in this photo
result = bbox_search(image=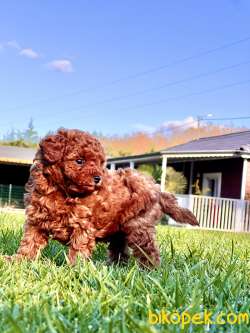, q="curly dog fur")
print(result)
[13,129,198,266]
